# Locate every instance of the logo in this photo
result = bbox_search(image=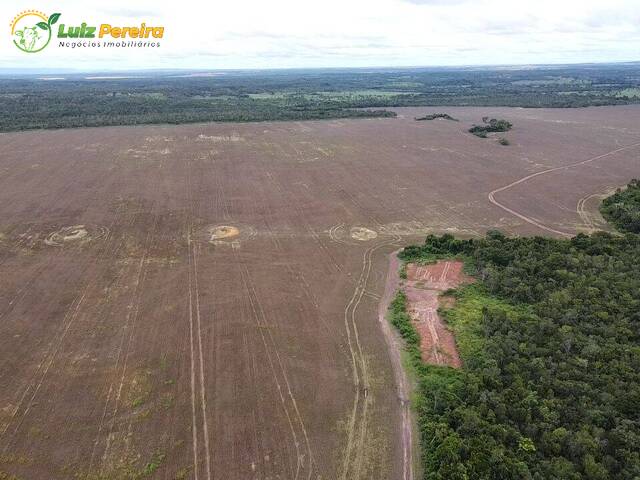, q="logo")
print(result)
[10,10,164,52]
[11,10,61,53]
